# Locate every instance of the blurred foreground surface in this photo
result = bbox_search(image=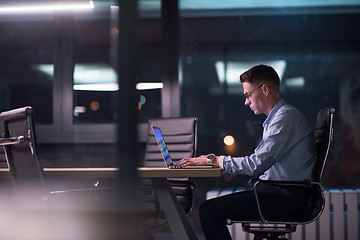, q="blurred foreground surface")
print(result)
[0,183,143,240]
